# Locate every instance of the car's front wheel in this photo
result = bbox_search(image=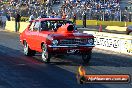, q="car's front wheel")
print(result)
[23,41,36,56]
[82,51,92,64]
[41,44,51,63]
